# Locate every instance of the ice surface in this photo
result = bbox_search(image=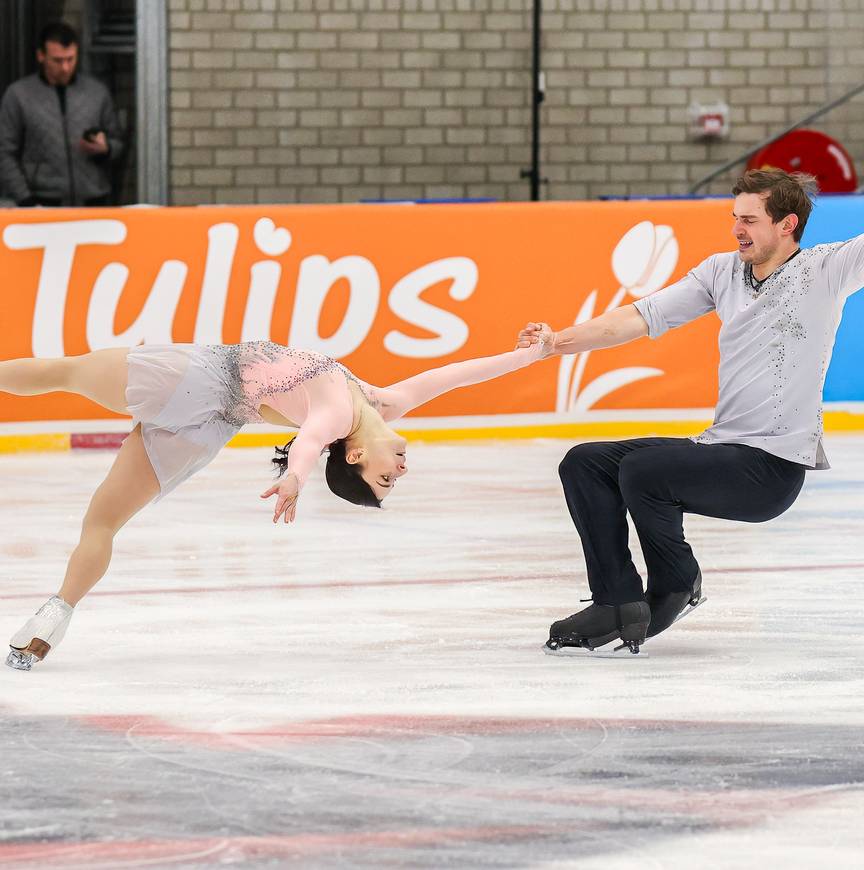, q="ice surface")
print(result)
[2,436,863,868]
